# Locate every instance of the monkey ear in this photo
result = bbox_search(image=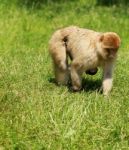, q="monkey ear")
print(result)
[99,34,104,42]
